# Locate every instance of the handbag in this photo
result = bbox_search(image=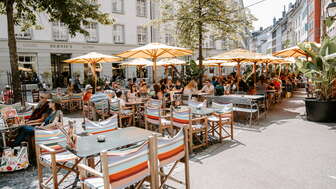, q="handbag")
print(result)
[0,146,29,172]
